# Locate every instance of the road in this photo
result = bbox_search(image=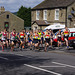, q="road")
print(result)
[0,47,75,75]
